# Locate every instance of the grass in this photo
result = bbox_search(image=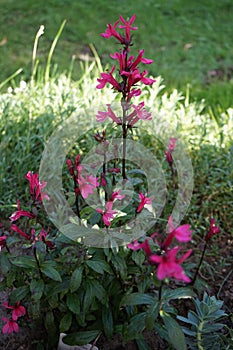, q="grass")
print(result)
[0,0,233,111]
